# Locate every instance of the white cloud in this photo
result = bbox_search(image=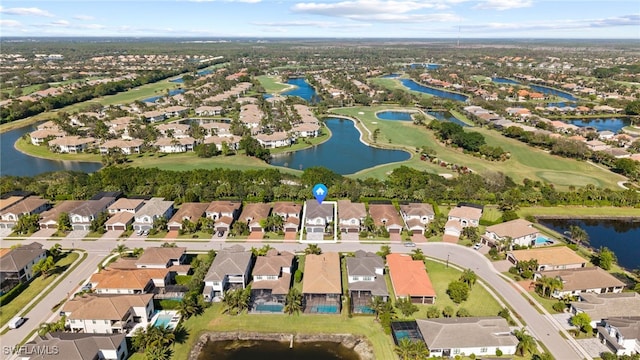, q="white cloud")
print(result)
[73,15,95,21]
[0,6,54,17]
[0,19,23,27]
[291,0,461,22]
[473,0,532,11]
[252,20,372,28]
[463,14,640,32]
[50,20,70,27]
